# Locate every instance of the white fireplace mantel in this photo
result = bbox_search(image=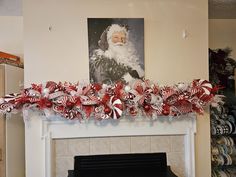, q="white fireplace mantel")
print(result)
[25,114,196,177]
